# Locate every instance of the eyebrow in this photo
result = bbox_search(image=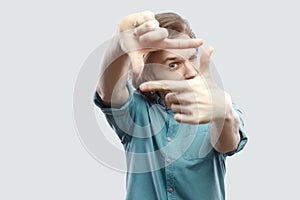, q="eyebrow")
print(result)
[162,57,180,64]
[189,54,198,60]
[162,52,198,64]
